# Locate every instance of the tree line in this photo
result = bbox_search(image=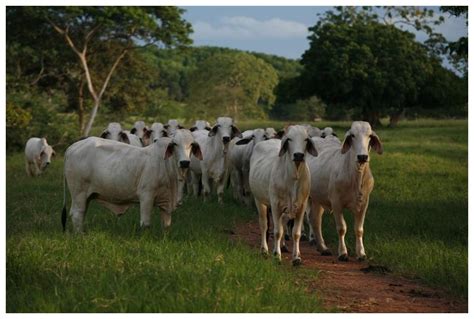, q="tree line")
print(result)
[6,6,468,151]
